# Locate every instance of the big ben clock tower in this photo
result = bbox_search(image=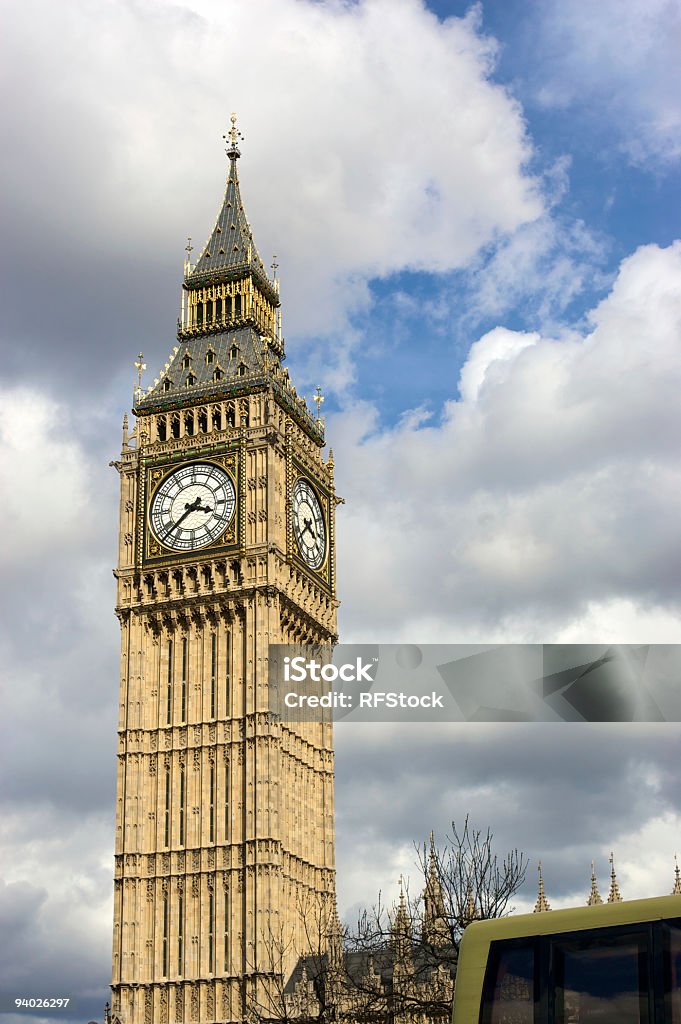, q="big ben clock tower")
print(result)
[111,118,338,1024]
